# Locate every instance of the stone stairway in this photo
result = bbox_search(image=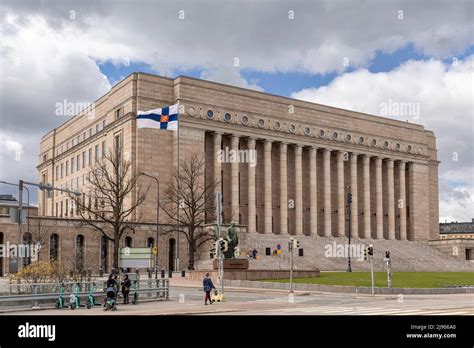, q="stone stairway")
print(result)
[195,234,473,272]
